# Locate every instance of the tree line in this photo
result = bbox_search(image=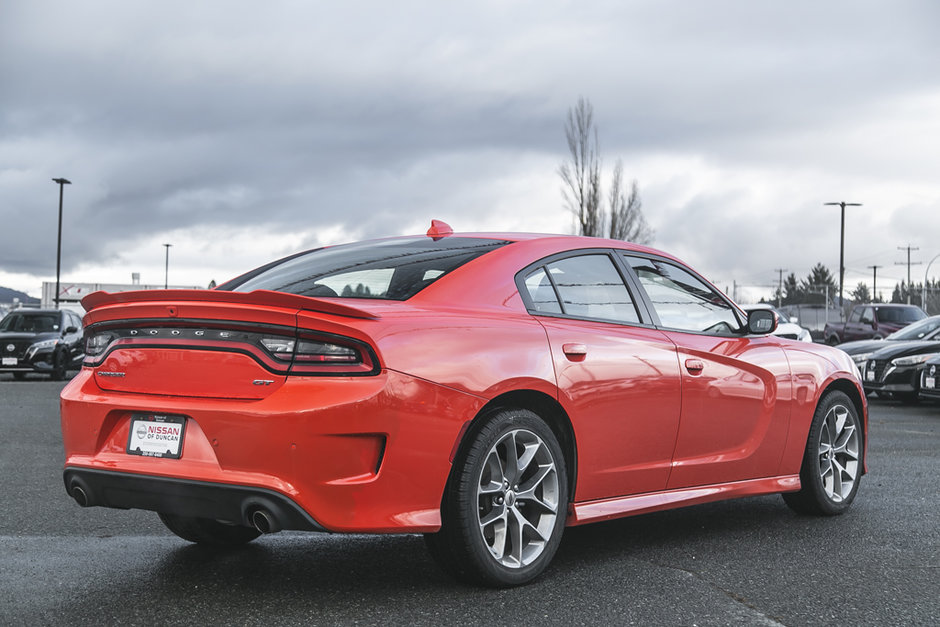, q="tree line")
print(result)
[775,264,939,313]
